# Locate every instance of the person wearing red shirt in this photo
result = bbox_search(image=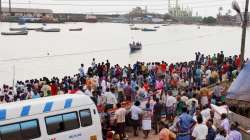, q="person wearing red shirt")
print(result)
[235,55,241,68]
[143,80,149,92]
[161,61,167,74]
[50,81,58,96]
